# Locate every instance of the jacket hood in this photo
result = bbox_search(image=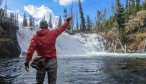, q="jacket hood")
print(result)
[37,29,49,36]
